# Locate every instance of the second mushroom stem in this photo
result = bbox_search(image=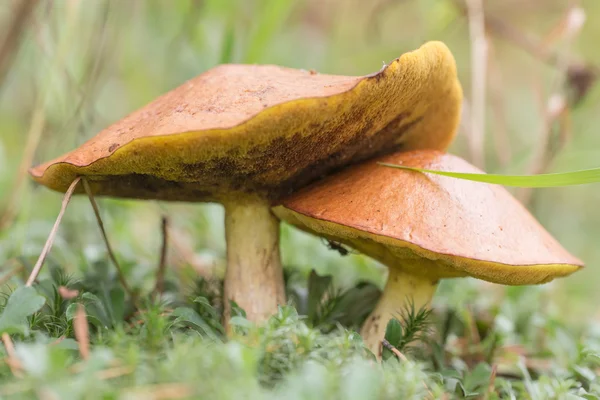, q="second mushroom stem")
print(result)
[360,268,438,357]
[222,196,286,334]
